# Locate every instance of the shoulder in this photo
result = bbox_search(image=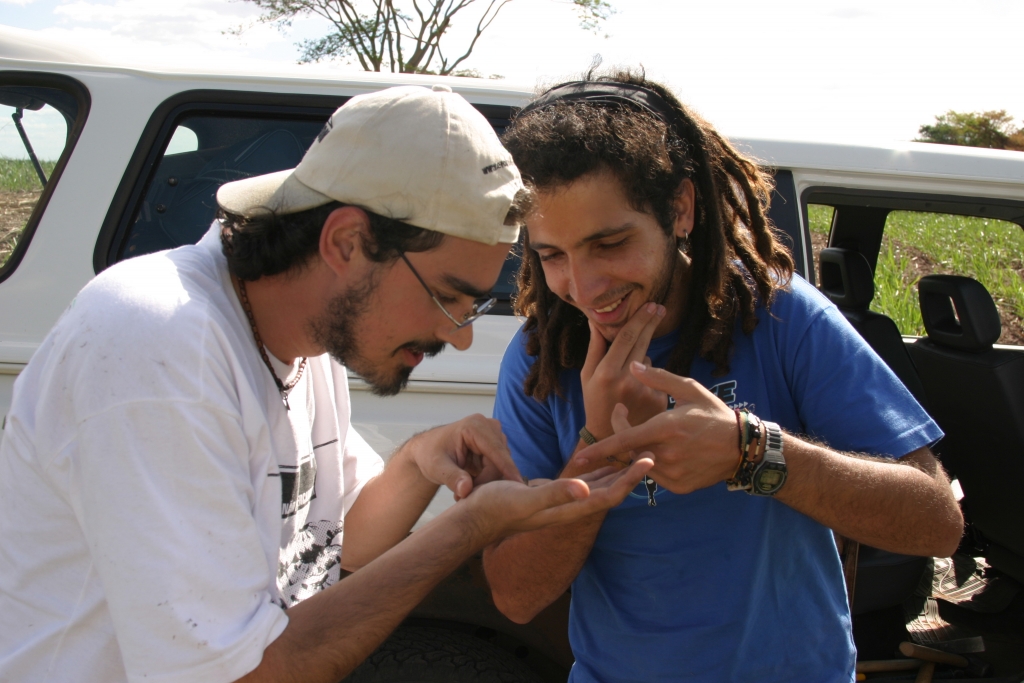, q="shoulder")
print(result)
[38,245,244,411]
[497,324,535,379]
[767,273,832,317]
